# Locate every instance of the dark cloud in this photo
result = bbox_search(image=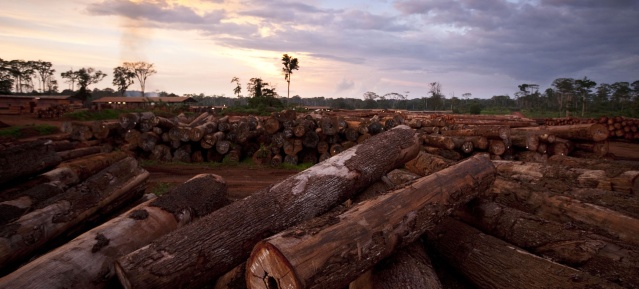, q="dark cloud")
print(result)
[86,0,639,95]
